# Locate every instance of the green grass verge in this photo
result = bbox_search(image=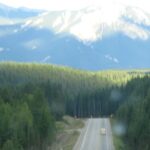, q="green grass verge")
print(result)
[49,116,84,150]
